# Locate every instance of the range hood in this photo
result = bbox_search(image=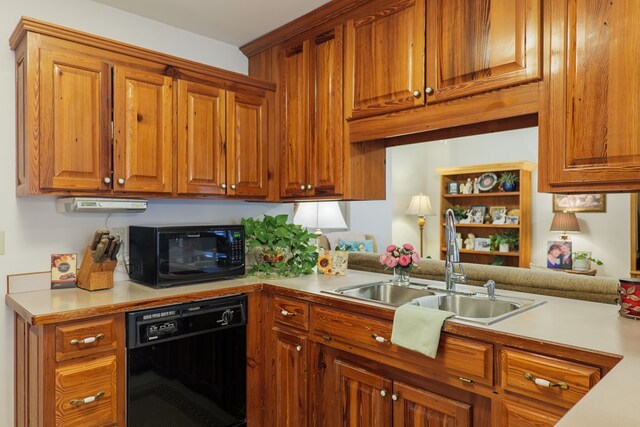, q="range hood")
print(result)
[56,197,148,213]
